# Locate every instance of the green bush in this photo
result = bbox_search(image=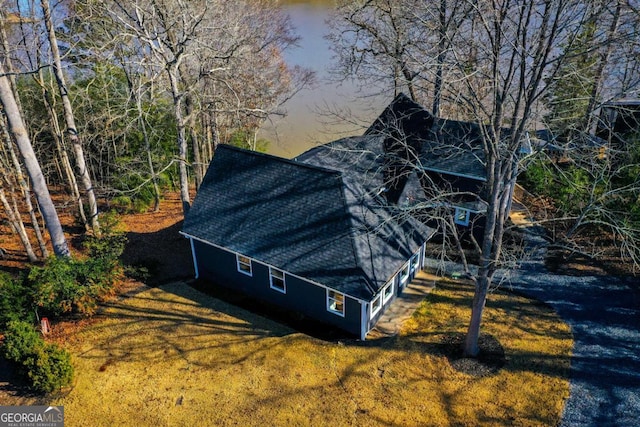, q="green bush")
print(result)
[24,343,74,394]
[1,320,74,394]
[28,257,81,316]
[0,272,32,331]
[1,320,44,363]
[28,219,126,317]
